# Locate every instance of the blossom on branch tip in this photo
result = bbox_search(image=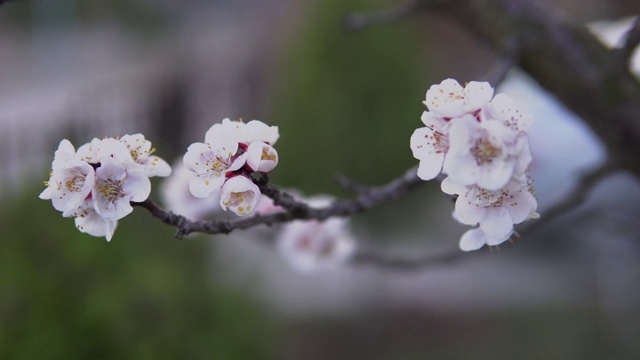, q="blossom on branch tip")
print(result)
[442,177,537,248]
[92,157,151,221]
[220,175,261,216]
[410,112,449,180]
[443,116,531,190]
[459,227,512,252]
[161,161,221,220]
[39,140,95,217]
[183,128,242,198]
[184,118,279,216]
[219,118,279,145]
[47,160,96,217]
[73,199,118,241]
[245,141,278,173]
[413,78,538,251]
[40,136,170,241]
[120,134,172,177]
[424,79,493,119]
